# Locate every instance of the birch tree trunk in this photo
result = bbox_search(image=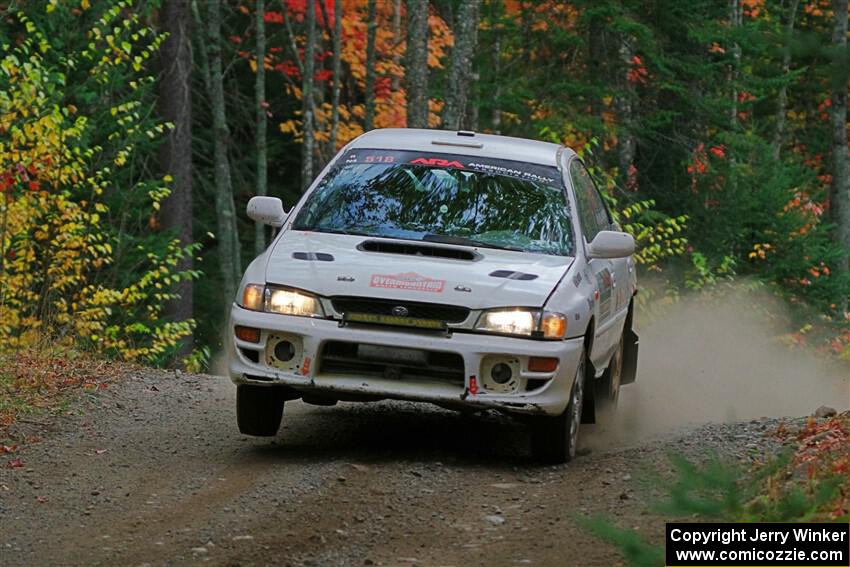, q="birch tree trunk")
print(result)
[330,0,342,151]
[207,0,242,303]
[302,0,317,191]
[443,0,481,130]
[617,37,636,191]
[254,0,268,256]
[831,0,850,313]
[364,0,378,131]
[406,0,430,128]
[771,0,800,160]
[158,0,194,356]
